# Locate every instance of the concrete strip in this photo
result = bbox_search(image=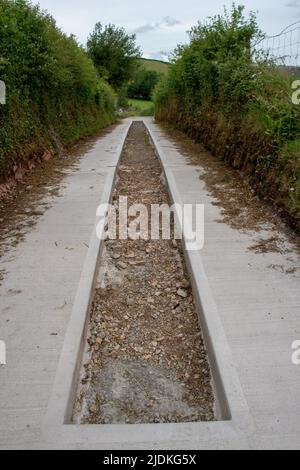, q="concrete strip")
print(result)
[0,120,131,450]
[42,122,131,433]
[145,121,253,430]
[144,117,300,450]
